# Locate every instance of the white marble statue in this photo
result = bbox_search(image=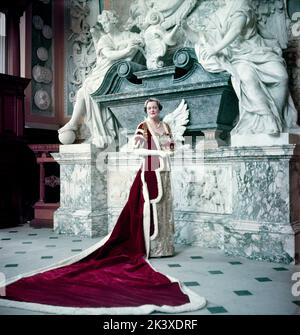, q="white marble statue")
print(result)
[126,0,197,69]
[58,10,143,148]
[185,0,299,135]
[252,0,290,49]
[147,0,198,30]
[141,11,178,69]
[127,0,198,31]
